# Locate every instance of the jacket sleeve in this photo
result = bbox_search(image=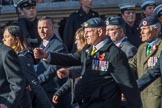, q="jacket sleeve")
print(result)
[2,49,26,107]
[137,57,161,91]
[37,42,68,84]
[68,66,82,78]
[54,79,72,97]
[110,47,142,108]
